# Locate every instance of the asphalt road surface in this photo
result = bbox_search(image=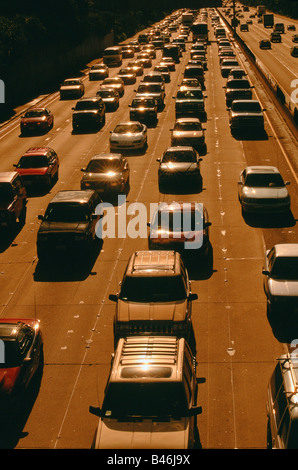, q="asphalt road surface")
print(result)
[0,9,297,449]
